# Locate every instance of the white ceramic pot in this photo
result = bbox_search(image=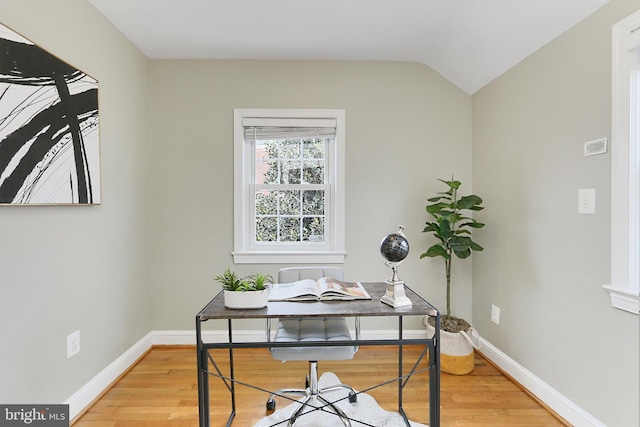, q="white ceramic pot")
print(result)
[223,289,270,309]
